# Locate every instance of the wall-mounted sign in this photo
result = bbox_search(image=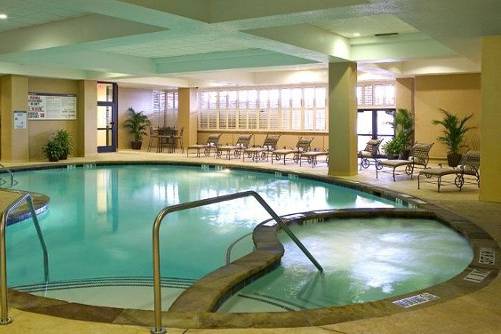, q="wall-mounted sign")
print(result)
[28,92,77,120]
[13,111,27,129]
